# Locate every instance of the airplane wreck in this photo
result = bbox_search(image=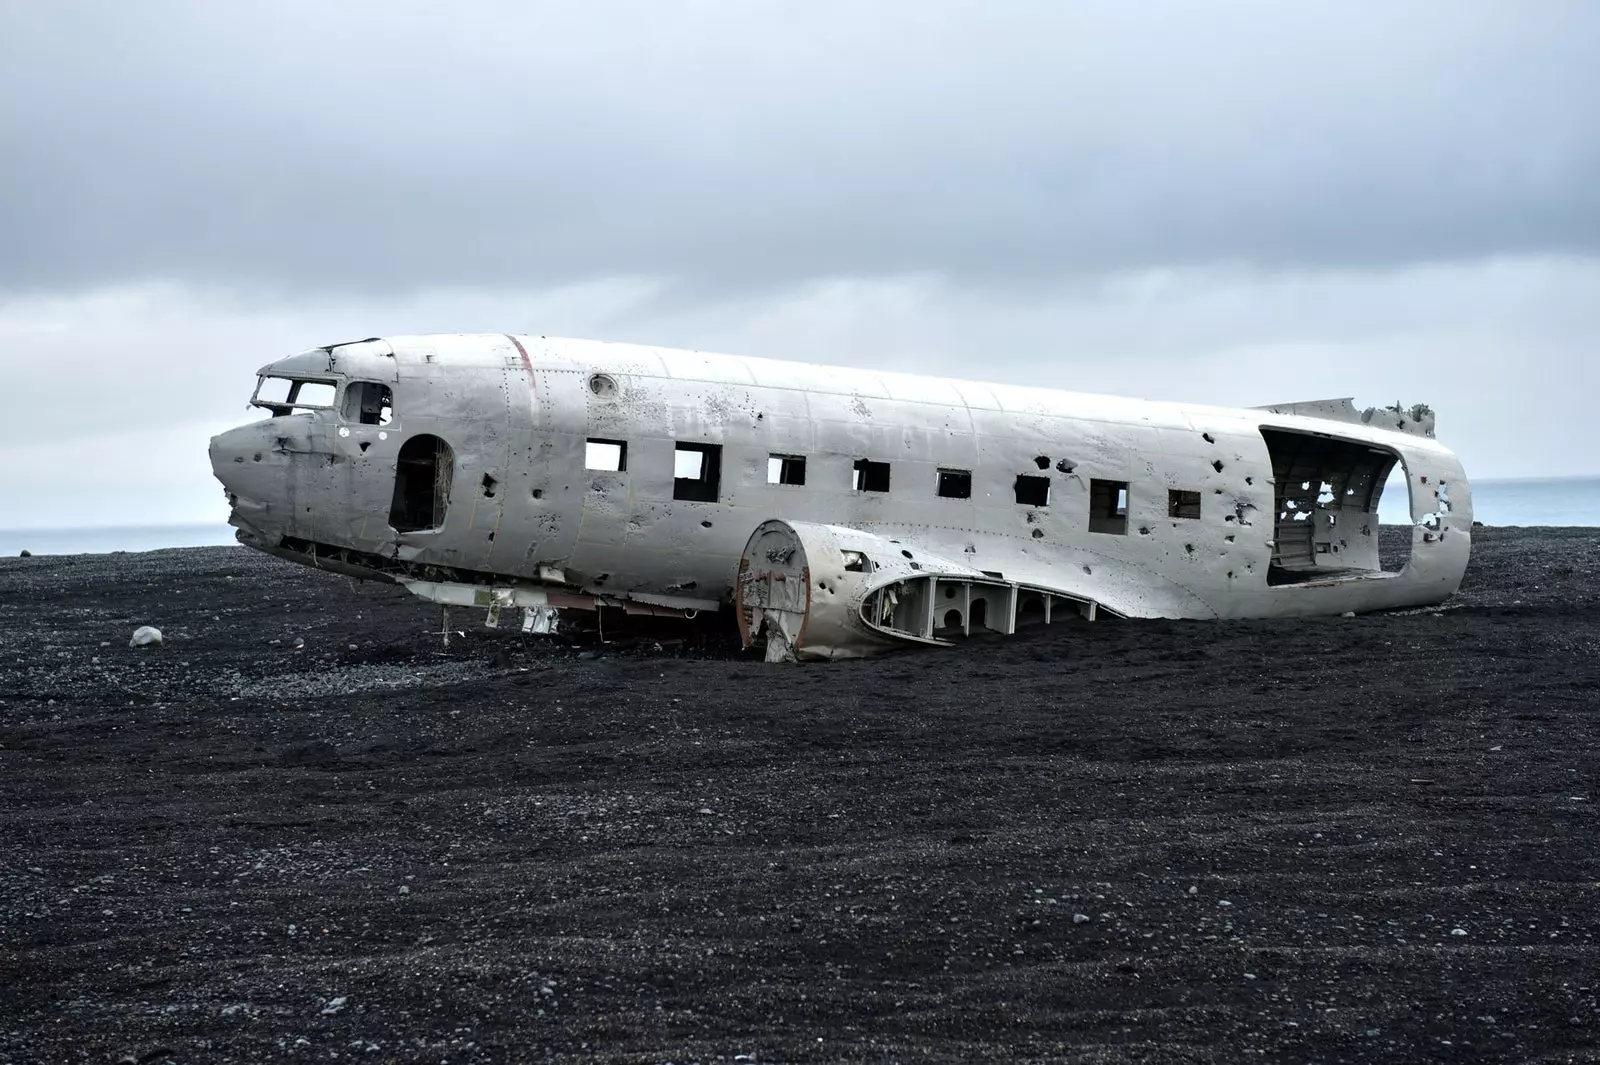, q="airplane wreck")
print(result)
[209,335,1471,661]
